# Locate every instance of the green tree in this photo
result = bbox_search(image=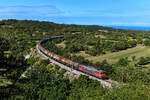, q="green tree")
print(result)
[17,66,69,100]
[102,82,150,100]
[95,60,114,75]
[67,75,107,100]
[116,57,130,67]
